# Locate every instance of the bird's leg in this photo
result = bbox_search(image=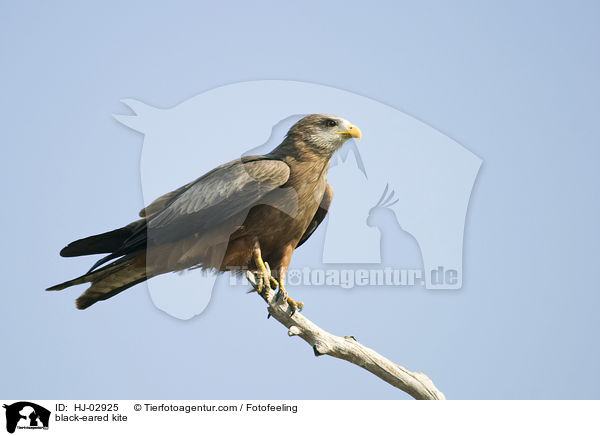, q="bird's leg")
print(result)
[251,242,277,300]
[276,268,304,314]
